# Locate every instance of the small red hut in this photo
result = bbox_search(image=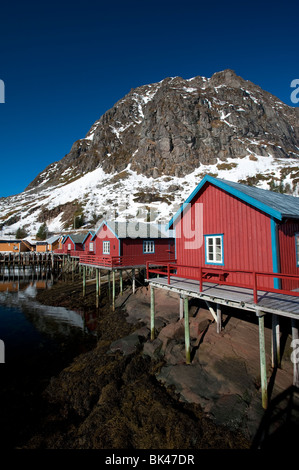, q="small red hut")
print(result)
[82,231,96,254]
[61,233,86,256]
[80,221,175,267]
